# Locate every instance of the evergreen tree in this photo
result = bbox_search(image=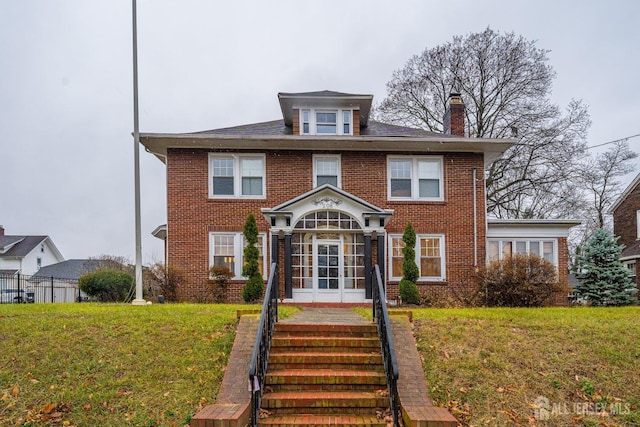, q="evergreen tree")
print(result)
[574,229,637,306]
[241,213,264,303]
[399,222,420,304]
